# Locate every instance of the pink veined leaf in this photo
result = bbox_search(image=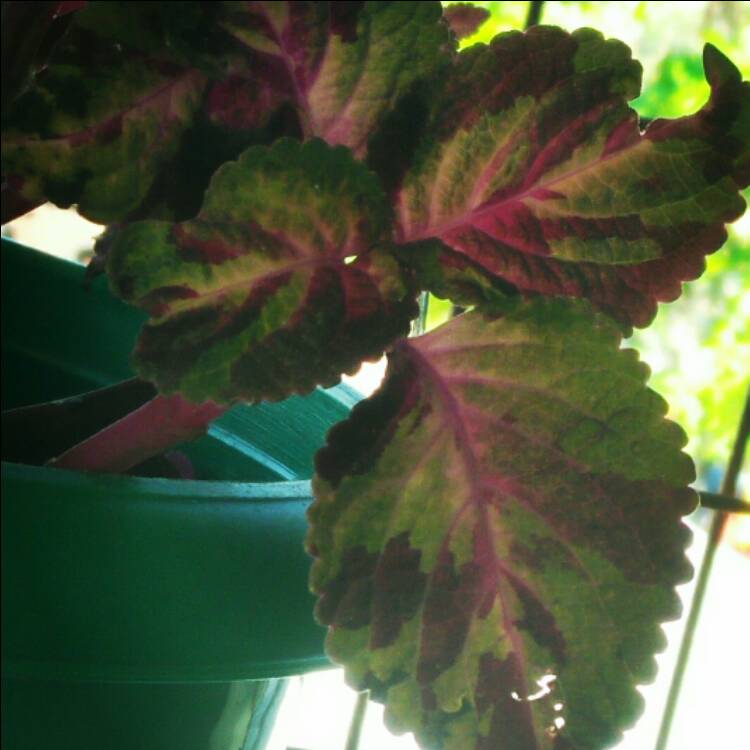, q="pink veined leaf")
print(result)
[1,2,212,223]
[308,296,696,750]
[105,138,417,405]
[215,1,453,157]
[2,2,453,222]
[395,28,749,329]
